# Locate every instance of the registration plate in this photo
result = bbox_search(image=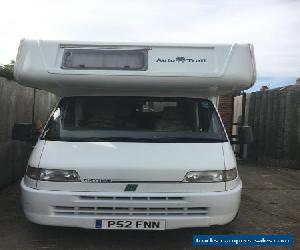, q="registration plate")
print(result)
[95,219,166,230]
